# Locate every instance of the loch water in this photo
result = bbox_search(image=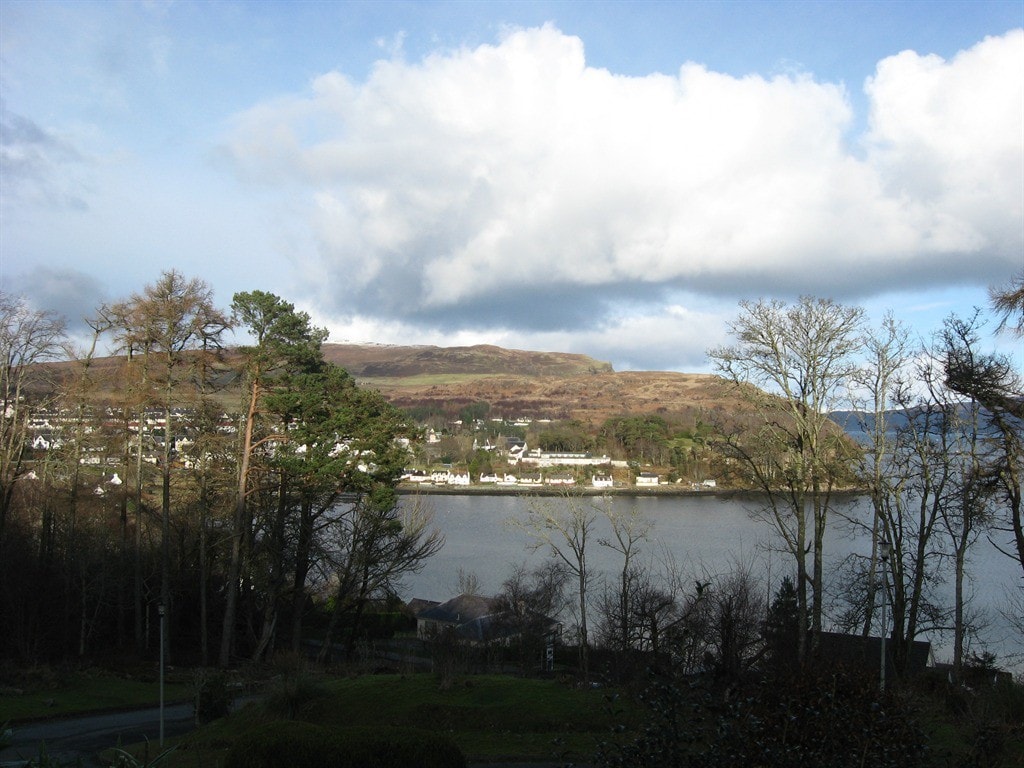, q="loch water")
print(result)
[396,491,1023,671]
